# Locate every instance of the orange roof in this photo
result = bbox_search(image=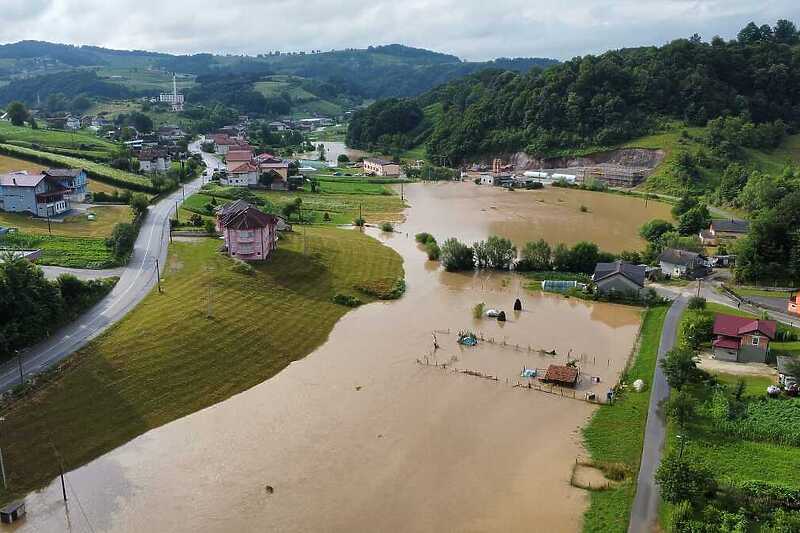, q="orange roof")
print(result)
[226,150,253,161]
[230,162,258,173]
[543,365,579,385]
